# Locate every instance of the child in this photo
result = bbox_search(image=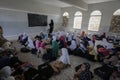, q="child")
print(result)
[73,63,92,80]
[51,45,71,72]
